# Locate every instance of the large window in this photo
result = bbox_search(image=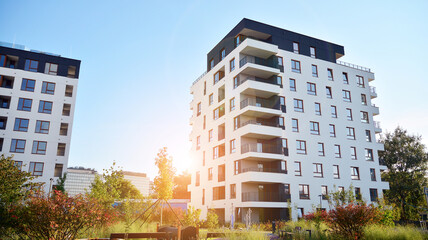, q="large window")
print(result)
[351,167,360,180]
[289,78,296,91]
[14,118,29,132]
[343,72,349,84]
[327,69,334,81]
[326,87,332,98]
[342,90,351,102]
[365,148,374,161]
[299,184,310,199]
[346,108,353,121]
[334,145,341,158]
[230,139,236,153]
[230,184,236,199]
[331,105,337,118]
[370,168,377,181]
[17,98,32,111]
[365,130,372,142]
[307,82,316,95]
[292,118,299,132]
[315,102,321,115]
[356,76,365,88]
[57,143,66,156]
[310,47,316,58]
[29,162,44,176]
[65,85,73,97]
[44,62,58,75]
[329,124,336,137]
[351,146,357,160]
[21,79,35,92]
[293,42,300,53]
[291,60,301,73]
[24,59,38,72]
[311,65,318,77]
[294,99,304,112]
[361,111,369,123]
[10,139,26,153]
[370,188,378,202]
[296,140,307,154]
[313,163,323,178]
[294,161,302,176]
[318,142,325,156]
[333,165,340,179]
[32,141,47,155]
[310,121,320,135]
[41,81,55,95]
[347,127,356,140]
[38,100,53,114]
